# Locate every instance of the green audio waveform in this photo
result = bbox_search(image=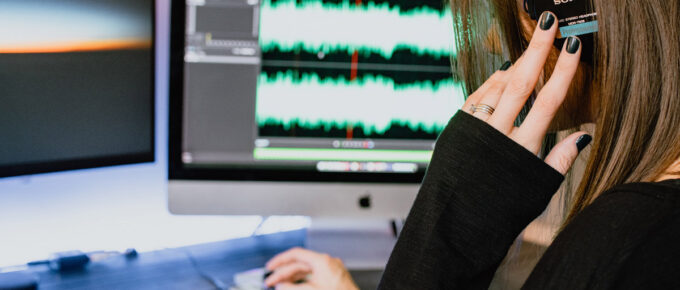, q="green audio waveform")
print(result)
[261,42,452,60]
[258,117,446,138]
[259,0,455,59]
[256,72,465,136]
